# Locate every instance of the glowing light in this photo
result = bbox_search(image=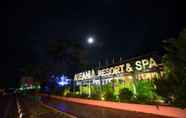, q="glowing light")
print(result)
[18,84,40,91]
[101,96,105,101]
[19,87,23,91]
[56,75,71,86]
[101,93,105,100]
[87,37,94,44]
[37,85,41,89]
